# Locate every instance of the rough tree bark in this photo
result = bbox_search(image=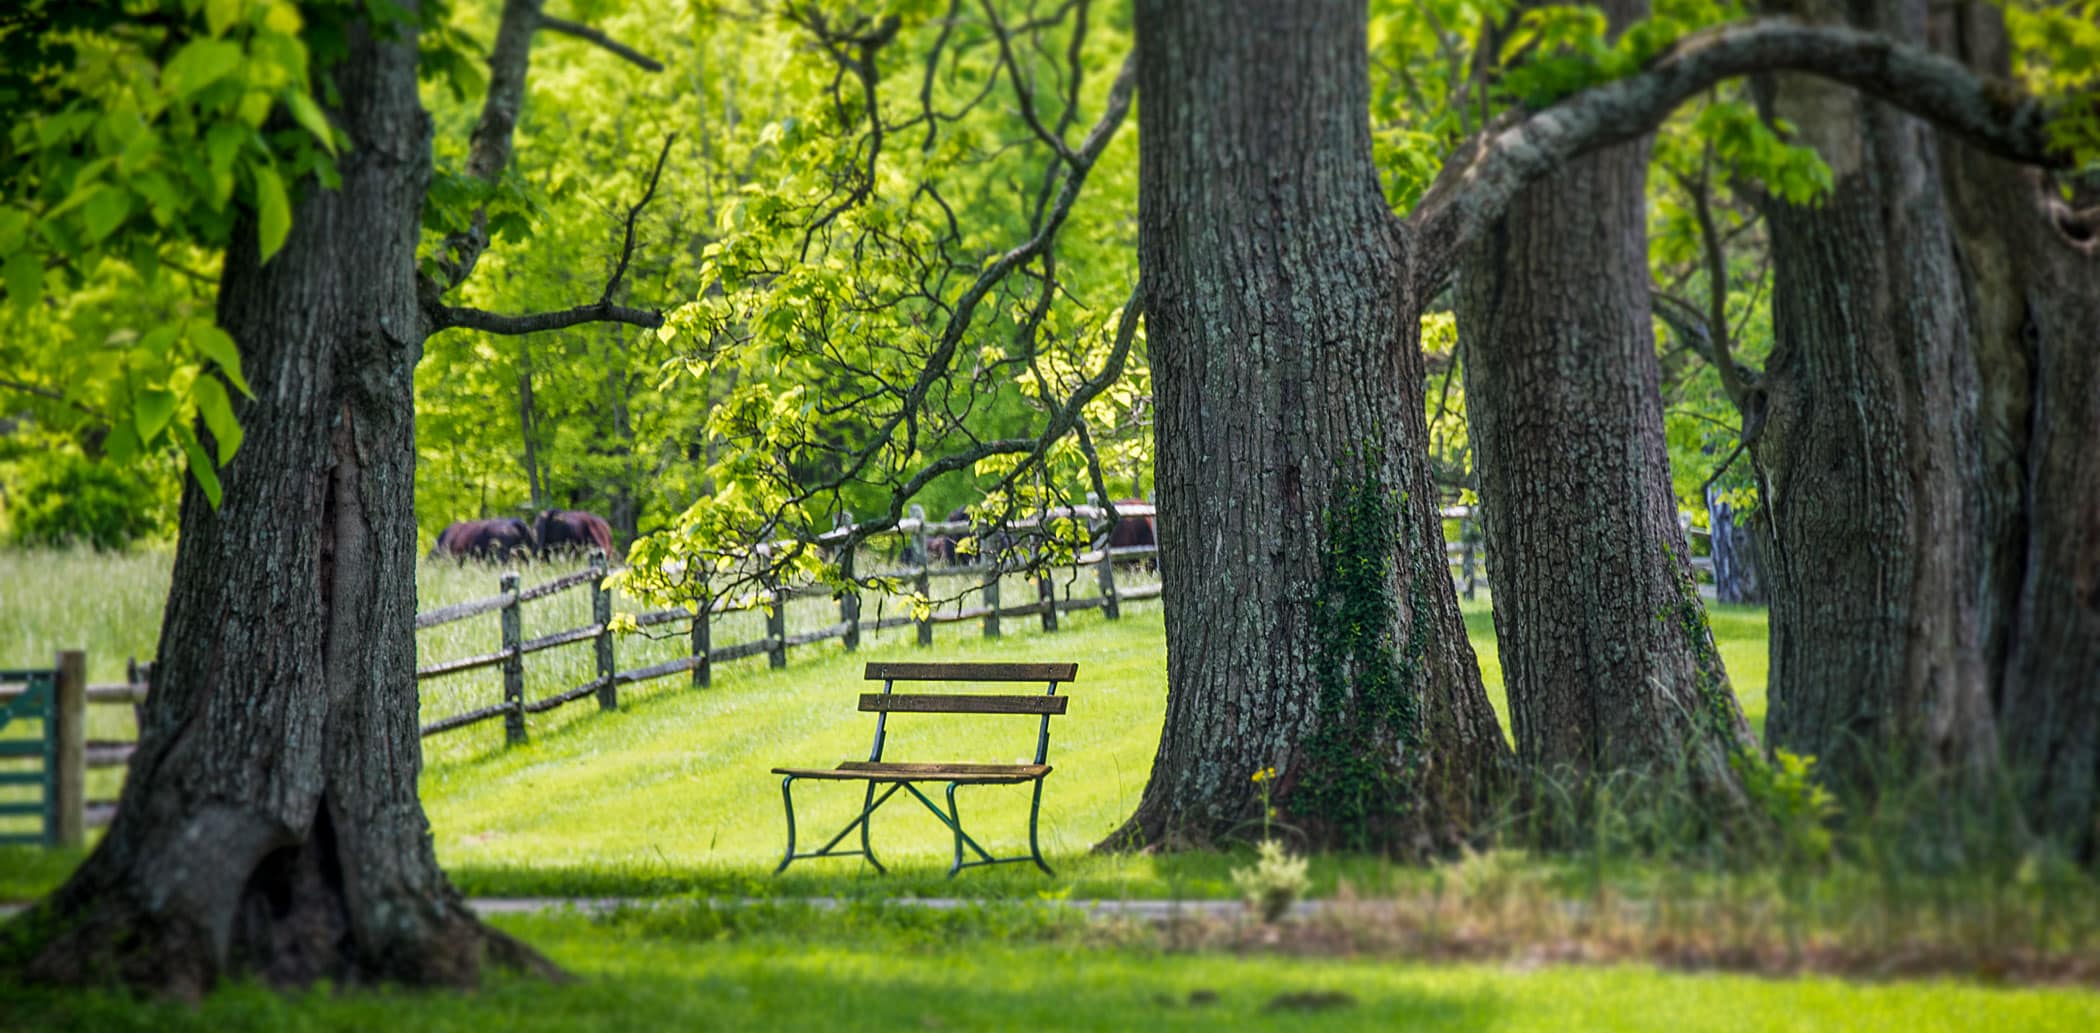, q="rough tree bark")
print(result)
[1938,2,2100,861]
[12,12,547,995]
[1751,0,1997,799]
[1110,0,1511,852]
[1109,9,2065,852]
[1456,0,1753,801]
[9,0,665,993]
